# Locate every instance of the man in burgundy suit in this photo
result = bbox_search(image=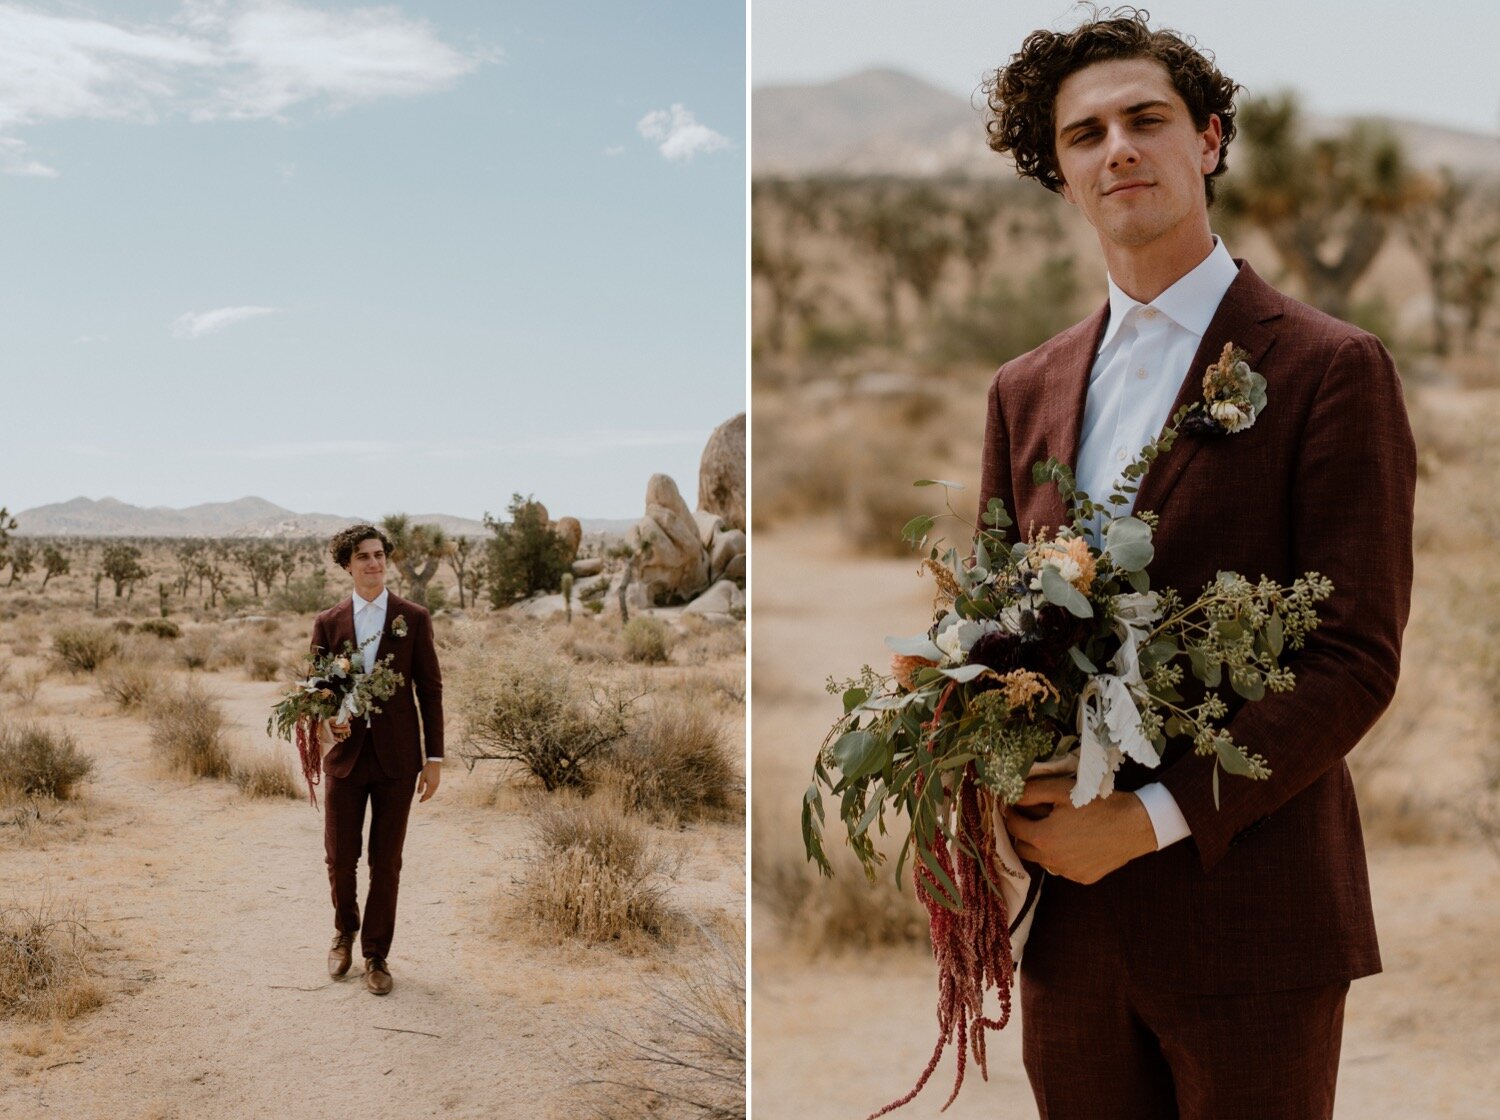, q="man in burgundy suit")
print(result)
[313,524,443,996]
[978,13,1416,1119]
